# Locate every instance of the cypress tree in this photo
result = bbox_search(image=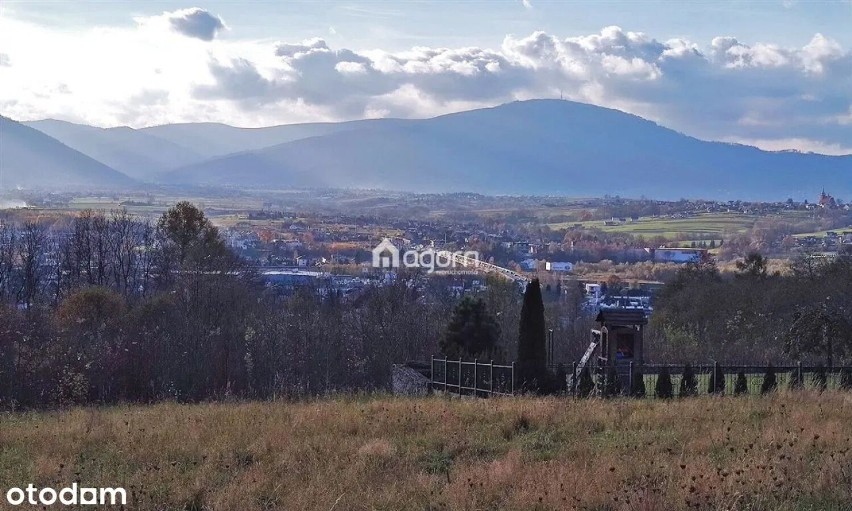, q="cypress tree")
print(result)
[655,366,673,399]
[679,363,698,397]
[734,371,749,395]
[577,366,594,397]
[708,364,725,395]
[631,367,646,398]
[604,366,621,397]
[840,367,852,390]
[760,364,778,394]
[813,364,827,391]
[517,279,548,392]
